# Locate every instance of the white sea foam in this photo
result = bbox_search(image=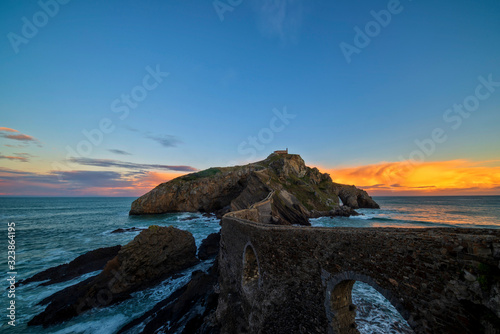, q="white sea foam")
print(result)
[51,314,128,334]
[353,282,413,334]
